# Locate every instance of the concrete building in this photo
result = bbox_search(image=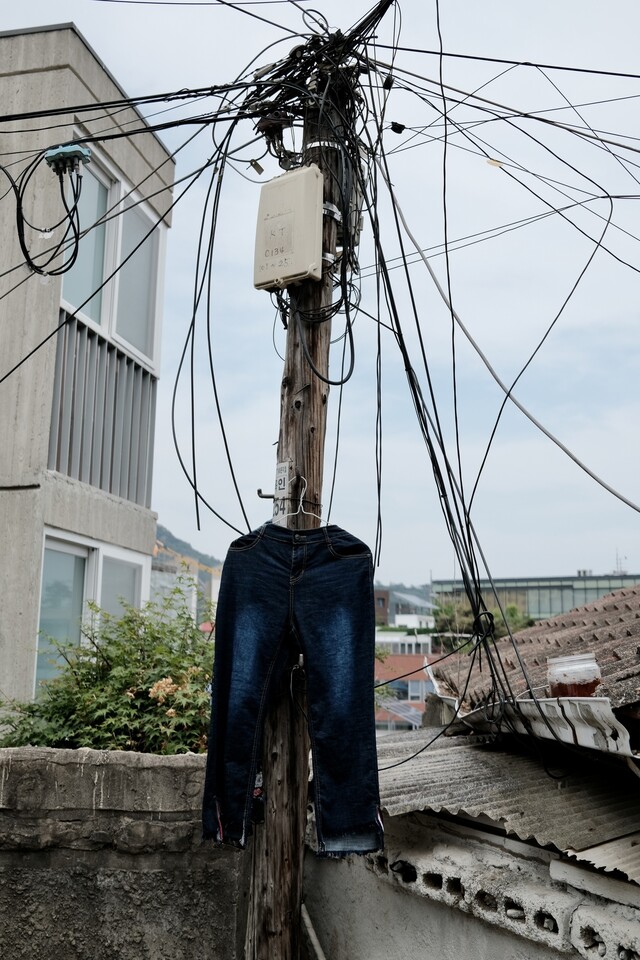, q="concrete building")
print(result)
[151,537,222,624]
[374,587,435,628]
[0,25,174,700]
[432,570,640,621]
